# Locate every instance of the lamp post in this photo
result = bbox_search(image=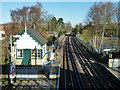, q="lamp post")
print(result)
[10,35,20,84]
[10,35,13,62]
